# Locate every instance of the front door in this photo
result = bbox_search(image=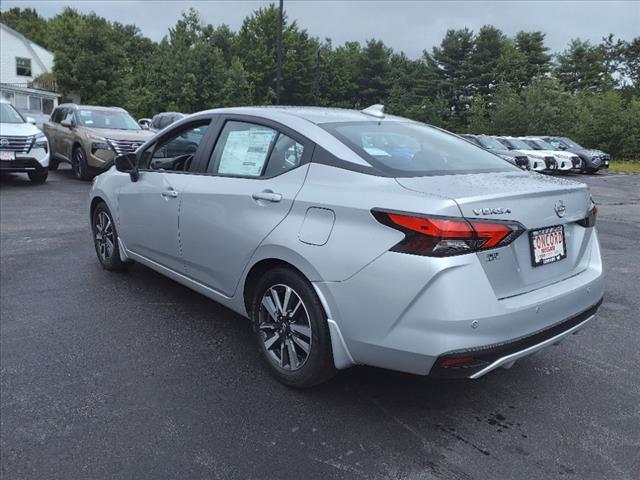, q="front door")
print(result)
[117,119,213,272]
[58,108,76,161]
[179,119,312,297]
